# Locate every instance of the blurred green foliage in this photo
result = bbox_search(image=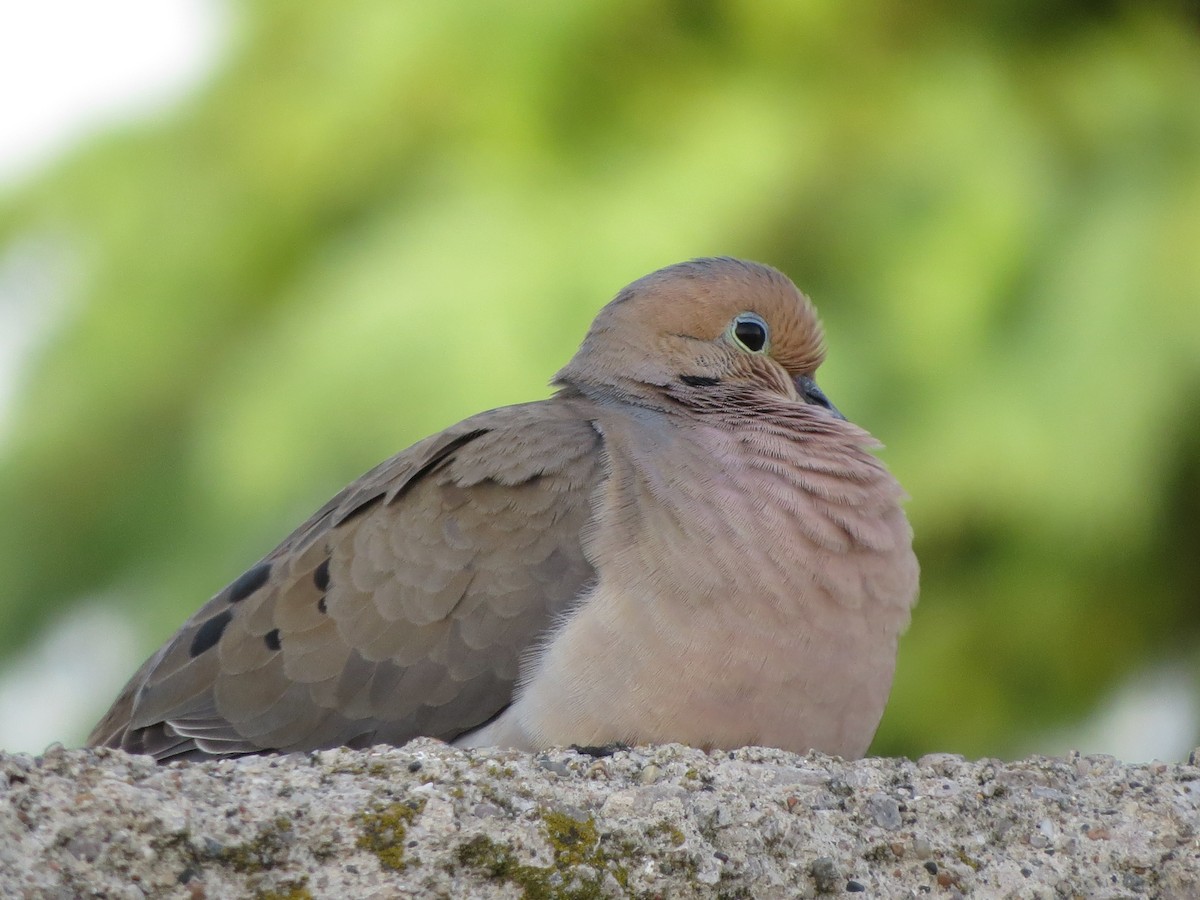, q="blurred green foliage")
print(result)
[1,0,1198,758]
